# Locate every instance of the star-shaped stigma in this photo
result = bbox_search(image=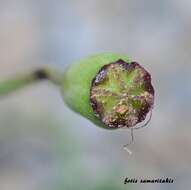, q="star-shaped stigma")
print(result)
[90,59,154,129]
